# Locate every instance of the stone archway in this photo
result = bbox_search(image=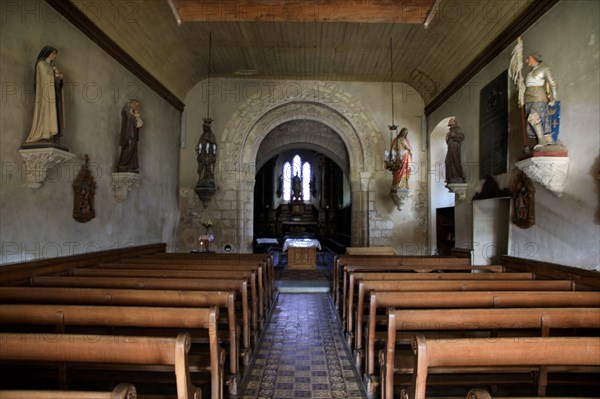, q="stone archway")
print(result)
[216,82,384,252]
